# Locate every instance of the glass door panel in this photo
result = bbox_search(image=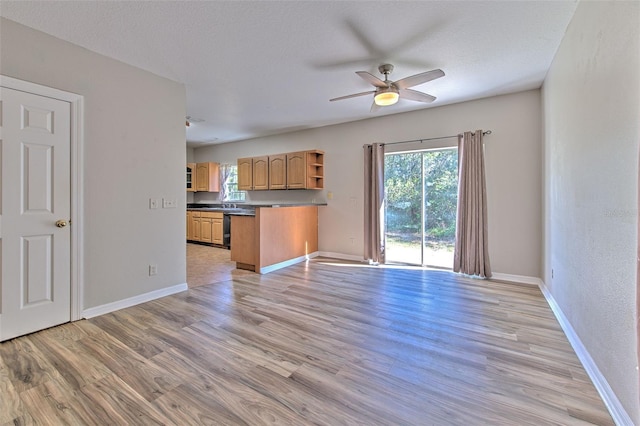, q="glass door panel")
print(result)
[423,149,458,268]
[384,148,458,268]
[384,153,422,265]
